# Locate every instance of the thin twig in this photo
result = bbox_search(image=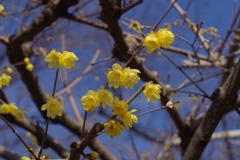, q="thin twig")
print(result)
[218,8,240,54]
[161,50,211,99]
[152,0,177,31]
[136,101,180,117]
[129,129,141,160]
[127,83,146,104]
[38,69,59,158]
[0,116,39,160]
